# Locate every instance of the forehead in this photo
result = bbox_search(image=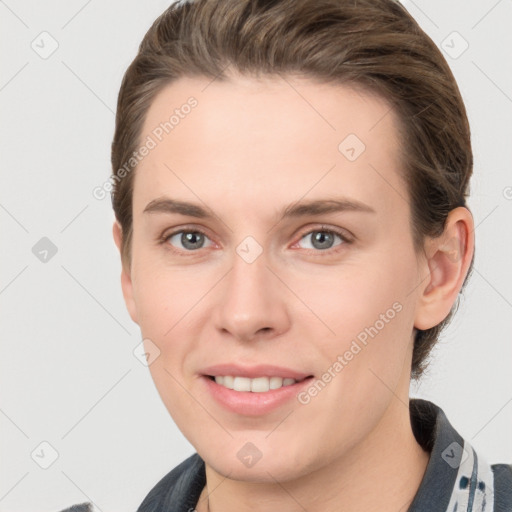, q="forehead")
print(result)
[134,74,407,218]
[141,74,400,150]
